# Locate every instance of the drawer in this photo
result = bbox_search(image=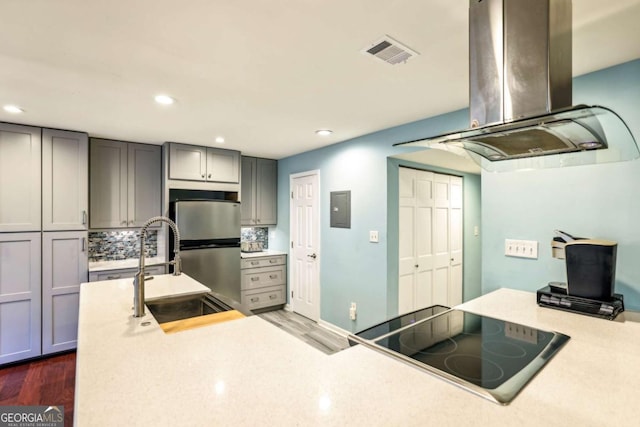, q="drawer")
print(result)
[242,286,285,310]
[89,265,166,282]
[241,265,285,291]
[241,255,286,269]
